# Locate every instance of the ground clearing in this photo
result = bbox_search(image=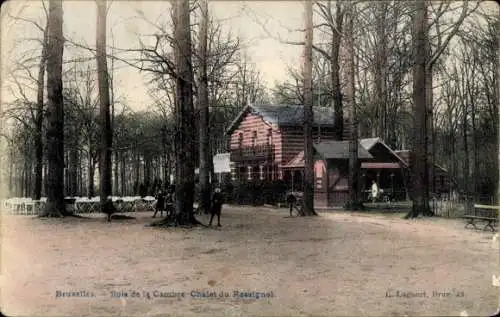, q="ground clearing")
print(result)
[1,206,498,316]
